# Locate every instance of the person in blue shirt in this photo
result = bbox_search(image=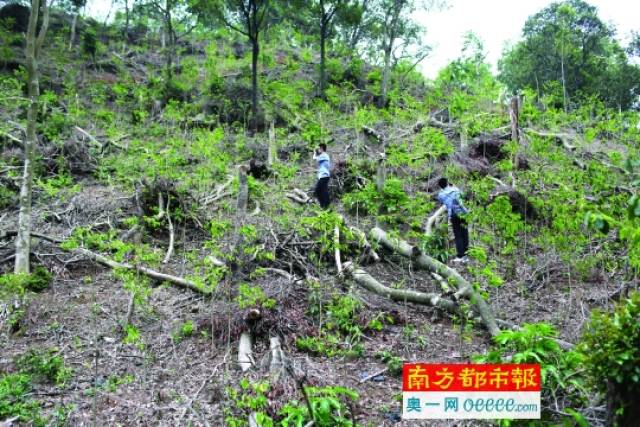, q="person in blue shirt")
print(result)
[437,177,469,262]
[313,143,331,208]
